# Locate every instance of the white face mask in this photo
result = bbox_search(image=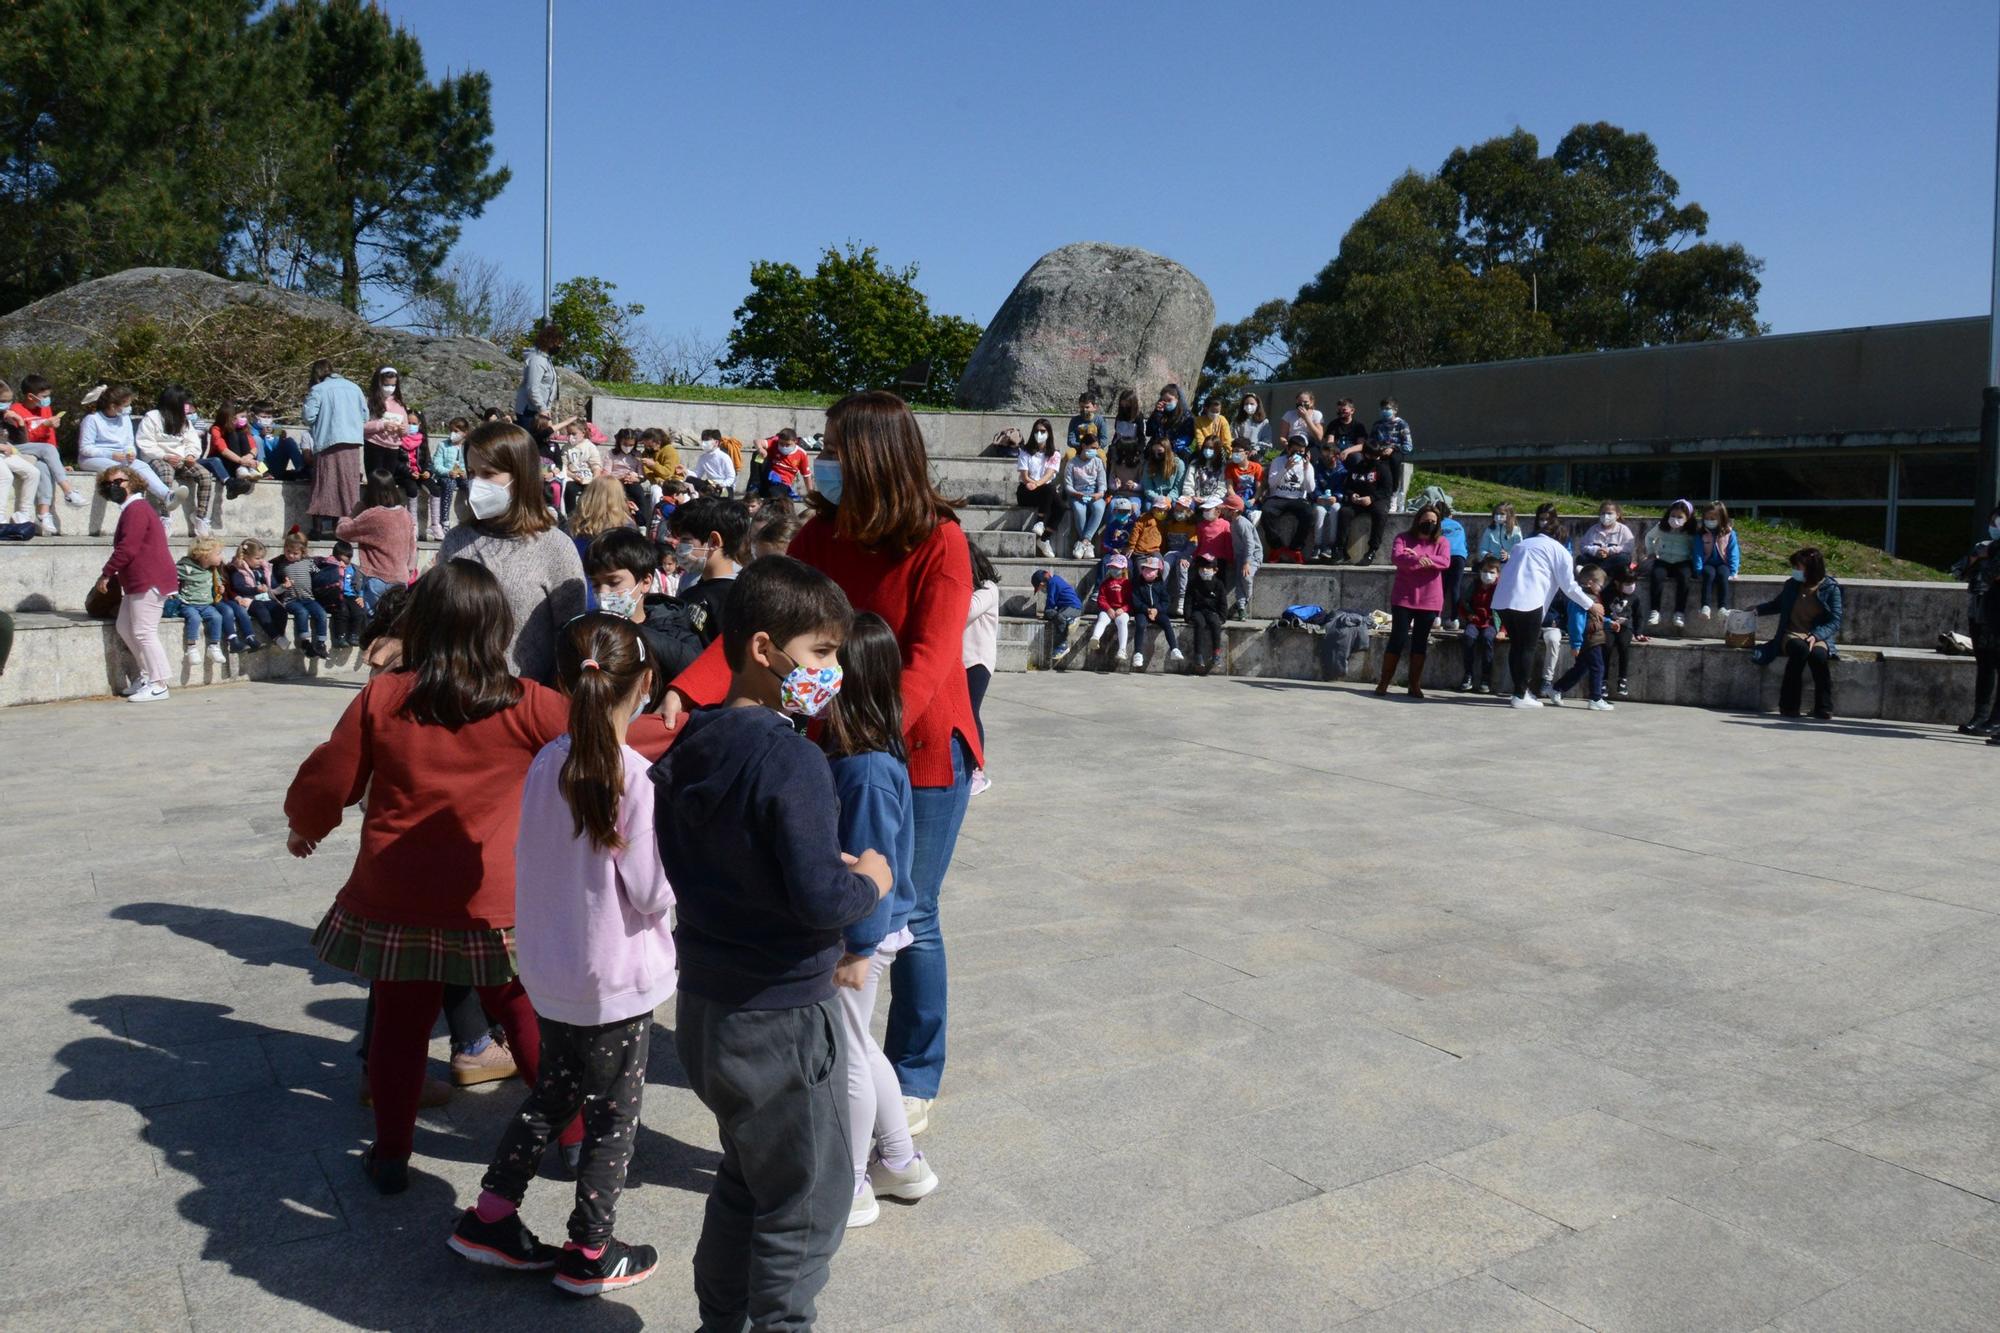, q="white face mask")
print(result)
[700,441,717,453]
[467,475,511,520]
[1033,430,1049,444]
[1481,571,1499,584]
[597,589,640,619]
